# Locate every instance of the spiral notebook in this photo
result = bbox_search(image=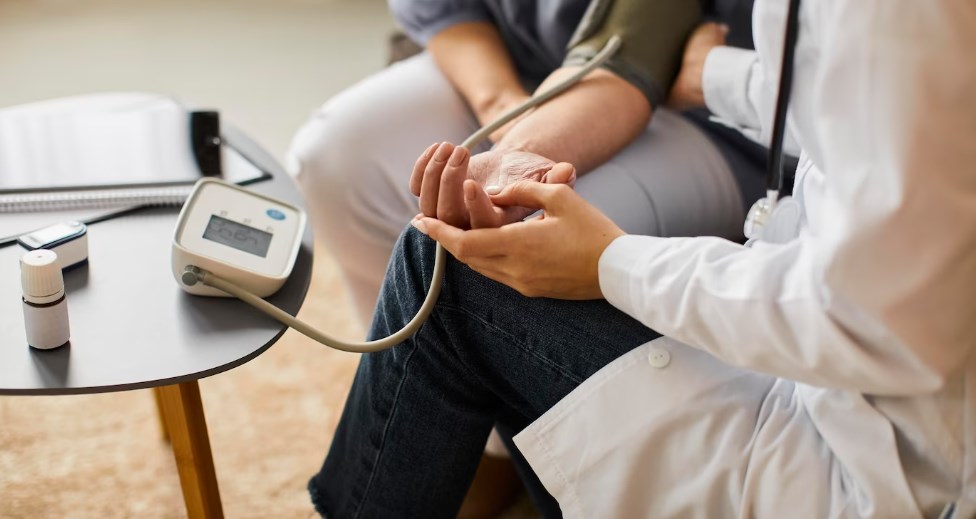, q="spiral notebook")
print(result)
[0,93,272,244]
